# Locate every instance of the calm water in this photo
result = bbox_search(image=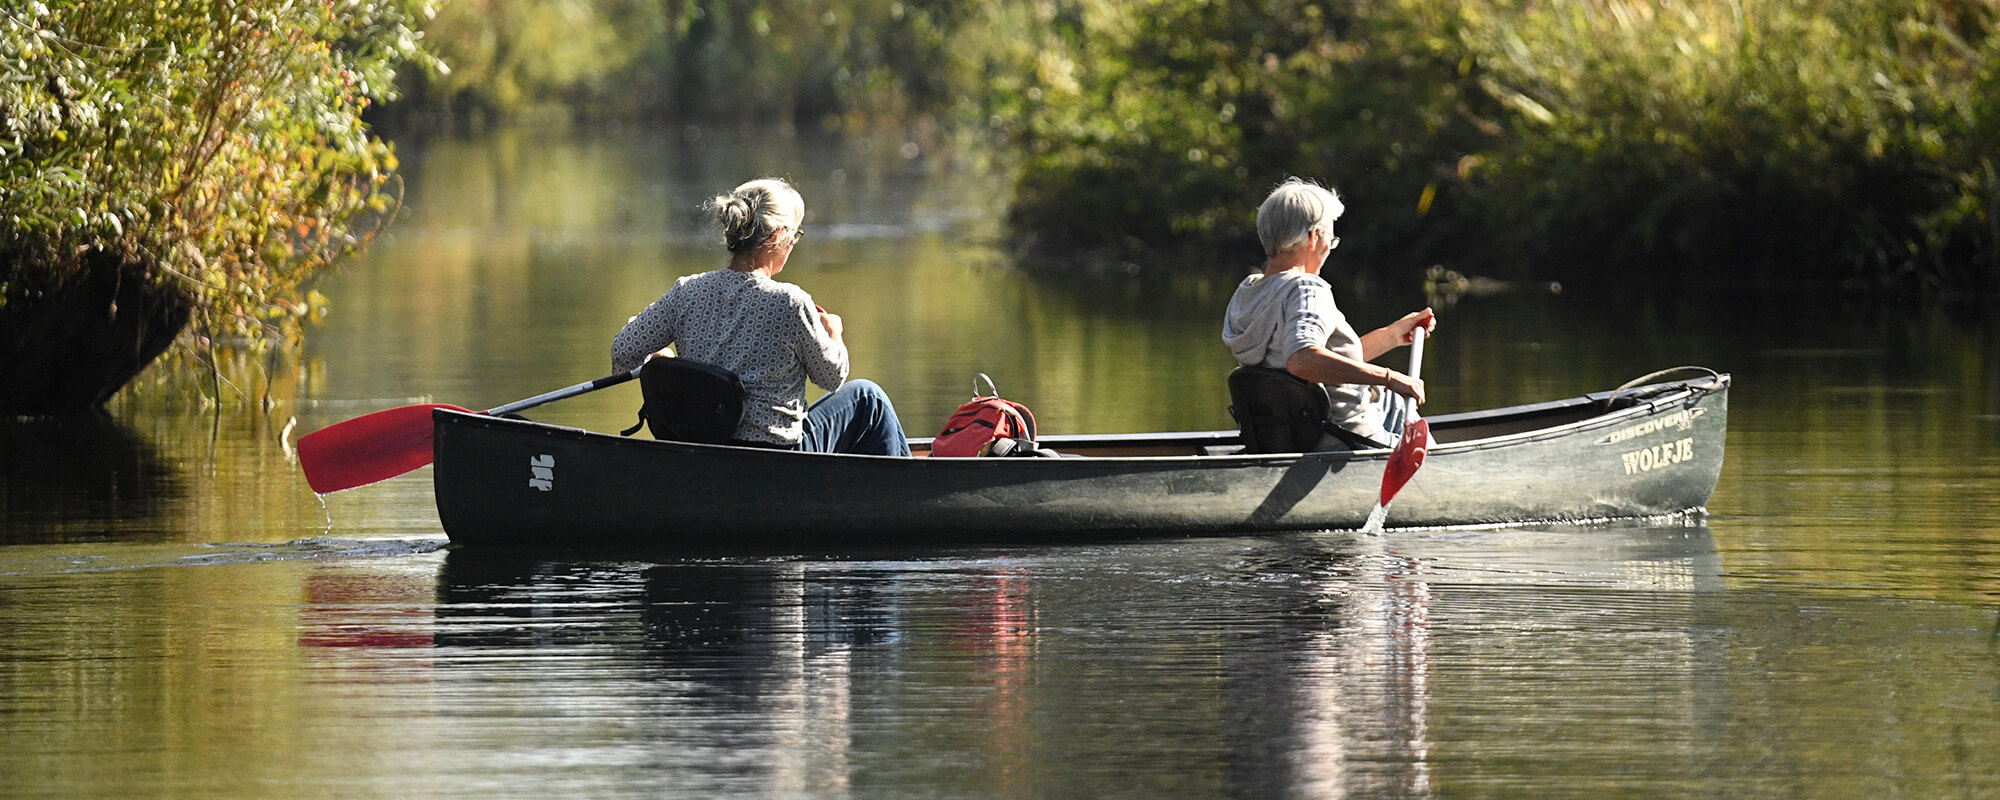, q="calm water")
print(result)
[4,127,2000,798]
